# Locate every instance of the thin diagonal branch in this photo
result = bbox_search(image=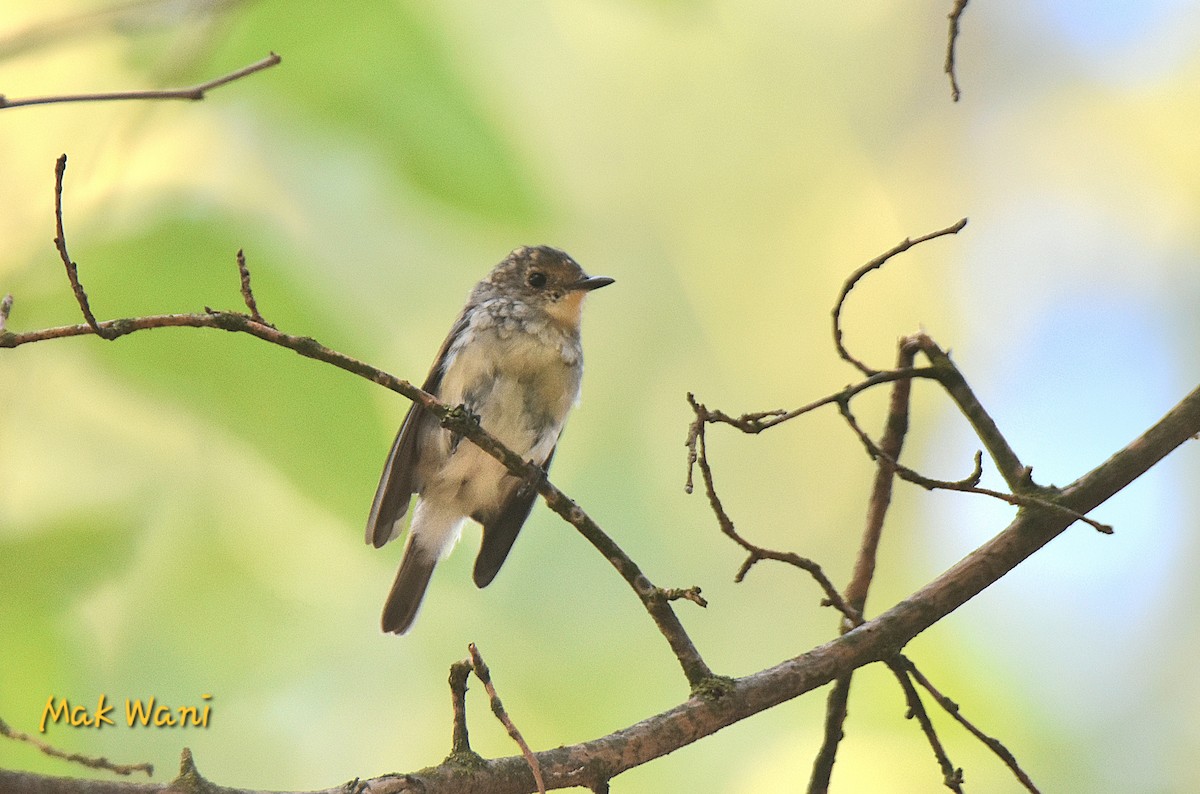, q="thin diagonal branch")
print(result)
[0,53,281,110]
[843,337,921,616]
[469,644,545,794]
[909,334,1029,490]
[0,717,153,778]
